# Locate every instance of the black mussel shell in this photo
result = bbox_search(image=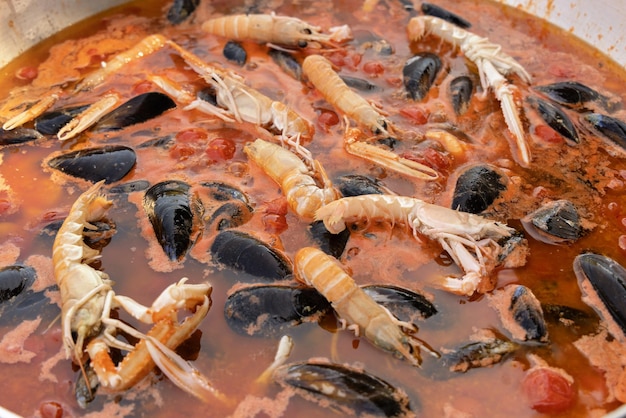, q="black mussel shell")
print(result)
[269,49,302,80]
[336,174,387,197]
[362,285,437,322]
[224,284,331,337]
[574,253,626,339]
[403,53,442,101]
[138,135,175,149]
[198,87,218,107]
[0,265,36,302]
[528,96,579,144]
[535,81,615,111]
[34,105,89,135]
[340,75,379,92]
[421,2,471,28]
[508,285,549,343]
[584,113,626,151]
[201,181,250,203]
[108,180,151,194]
[352,30,394,55]
[206,201,254,231]
[308,220,350,259]
[439,334,519,373]
[47,145,136,184]
[449,76,474,115]
[166,0,199,24]
[451,164,507,214]
[143,180,200,261]
[75,362,99,408]
[0,127,42,146]
[542,303,599,336]
[210,230,292,281]
[521,200,583,244]
[274,361,414,417]
[94,92,176,132]
[223,41,247,66]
